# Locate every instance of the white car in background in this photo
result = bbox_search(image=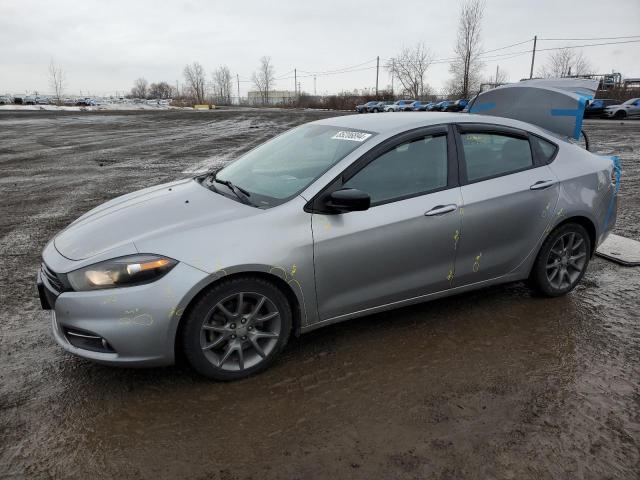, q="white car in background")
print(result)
[603,98,640,119]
